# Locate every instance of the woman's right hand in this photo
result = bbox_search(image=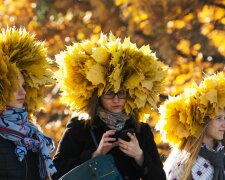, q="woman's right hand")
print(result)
[92,130,118,157]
